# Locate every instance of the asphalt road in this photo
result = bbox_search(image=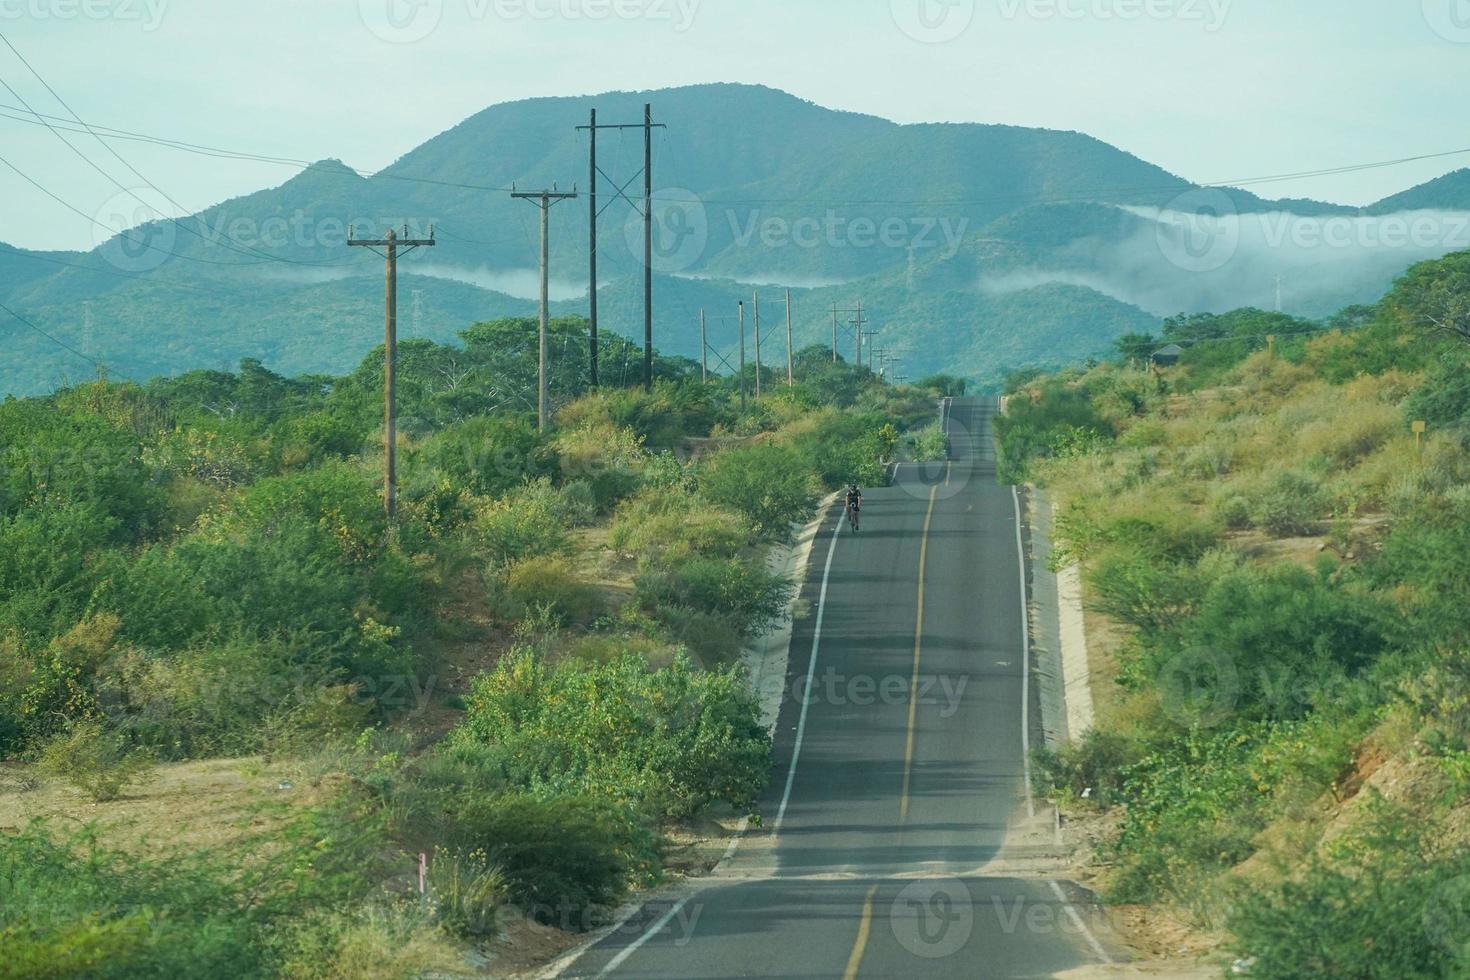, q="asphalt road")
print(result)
[562,397,1116,979]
